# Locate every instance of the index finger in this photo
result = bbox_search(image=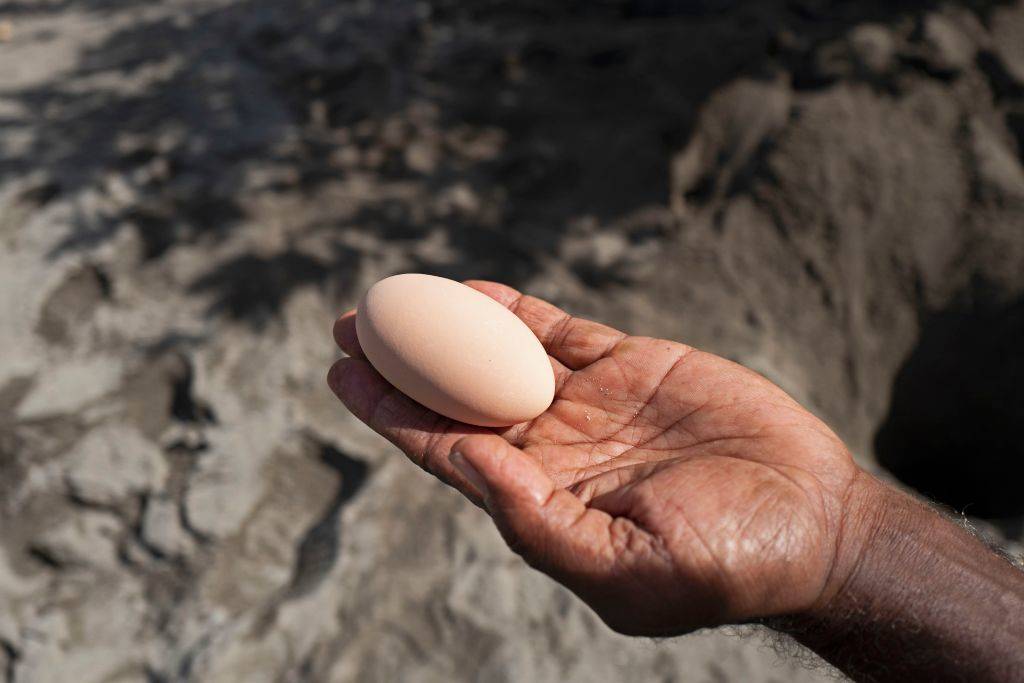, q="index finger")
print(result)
[332,309,363,358]
[464,280,626,370]
[332,279,626,370]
